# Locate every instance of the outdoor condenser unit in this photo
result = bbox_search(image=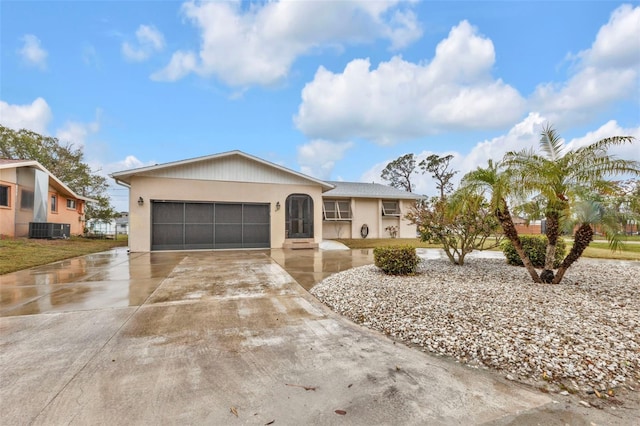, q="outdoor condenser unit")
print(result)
[28,222,71,239]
